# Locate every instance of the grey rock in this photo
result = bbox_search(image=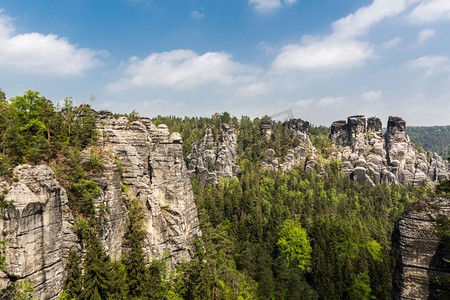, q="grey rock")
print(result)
[97,114,201,267]
[0,165,77,300]
[392,197,450,299]
[331,115,448,186]
[187,124,240,185]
